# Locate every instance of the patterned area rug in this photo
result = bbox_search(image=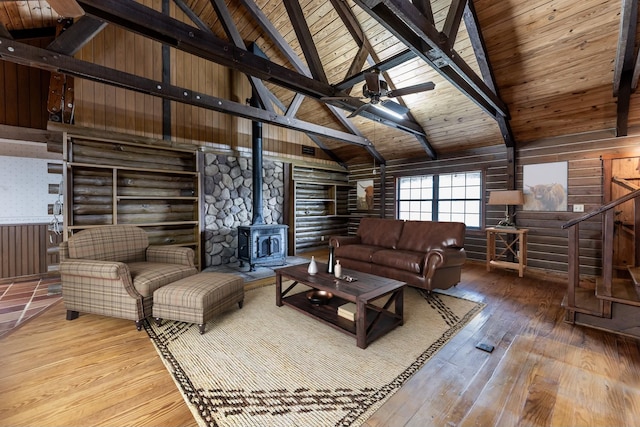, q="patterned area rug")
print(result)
[145,284,485,427]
